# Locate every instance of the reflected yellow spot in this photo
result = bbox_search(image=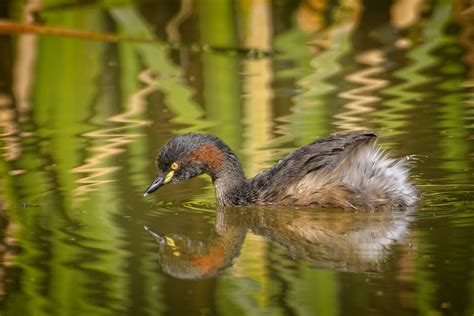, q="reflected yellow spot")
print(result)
[165,236,176,248]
